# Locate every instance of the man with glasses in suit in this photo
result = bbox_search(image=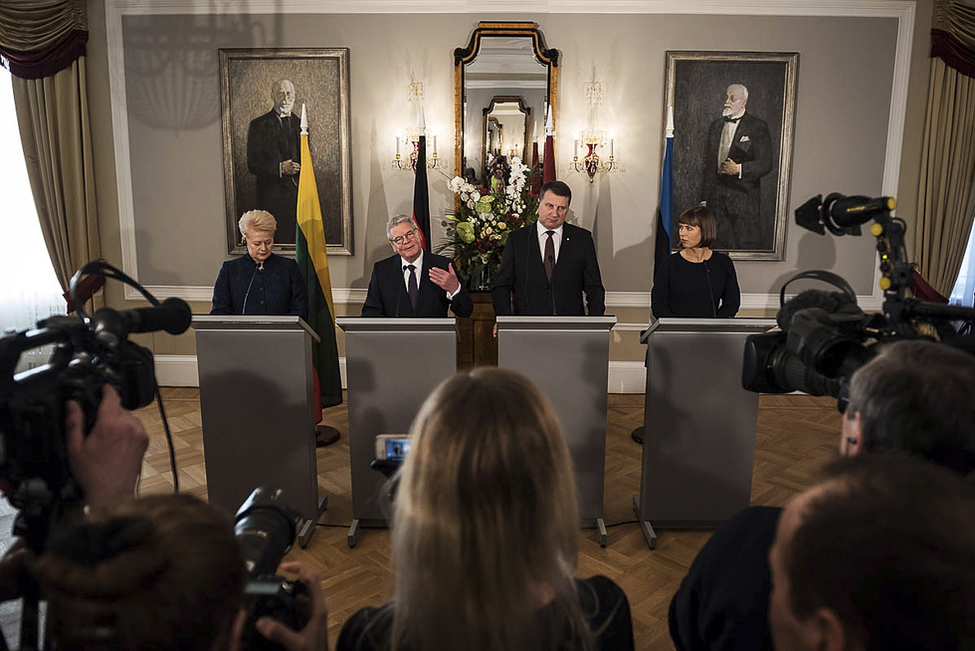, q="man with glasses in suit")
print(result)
[362,214,473,318]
